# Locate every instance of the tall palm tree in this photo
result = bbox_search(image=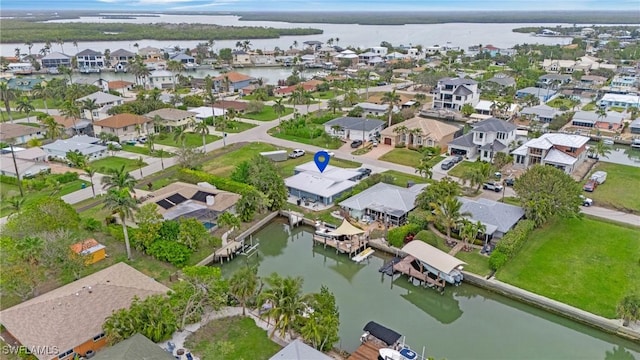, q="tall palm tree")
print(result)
[462,162,492,192]
[42,115,64,140]
[31,83,50,115]
[156,149,166,170]
[84,167,97,198]
[303,90,315,114]
[429,196,468,245]
[166,60,183,91]
[56,38,65,53]
[258,273,309,338]
[25,41,33,56]
[15,97,35,123]
[327,98,342,114]
[459,219,486,251]
[381,89,401,127]
[135,156,146,178]
[173,126,187,148]
[102,165,137,192]
[0,82,16,121]
[59,100,81,134]
[103,189,138,260]
[230,266,259,316]
[81,98,99,123]
[272,98,286,124]
[193,120,210,151]
[590,140,612,160]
